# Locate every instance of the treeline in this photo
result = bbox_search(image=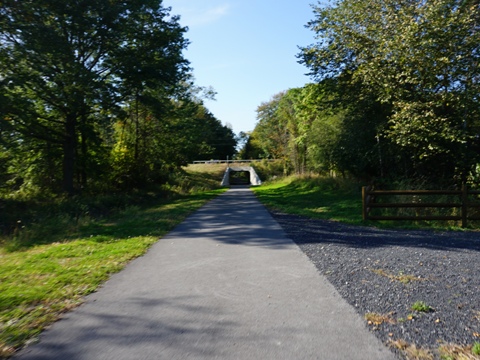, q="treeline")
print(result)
[0,0,236,197]
[241,0,479,186]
